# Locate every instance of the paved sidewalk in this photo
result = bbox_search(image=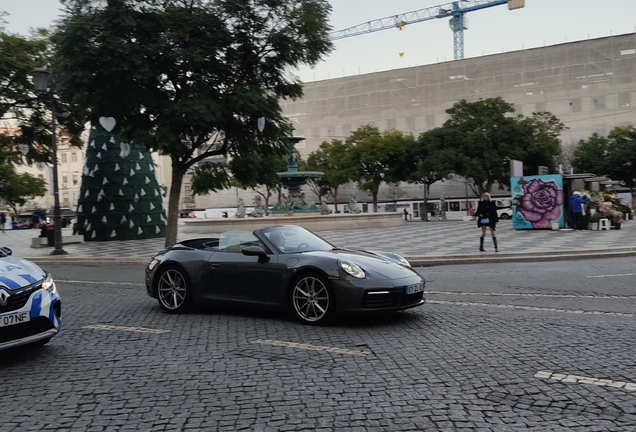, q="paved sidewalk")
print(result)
[1,219,635,266]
